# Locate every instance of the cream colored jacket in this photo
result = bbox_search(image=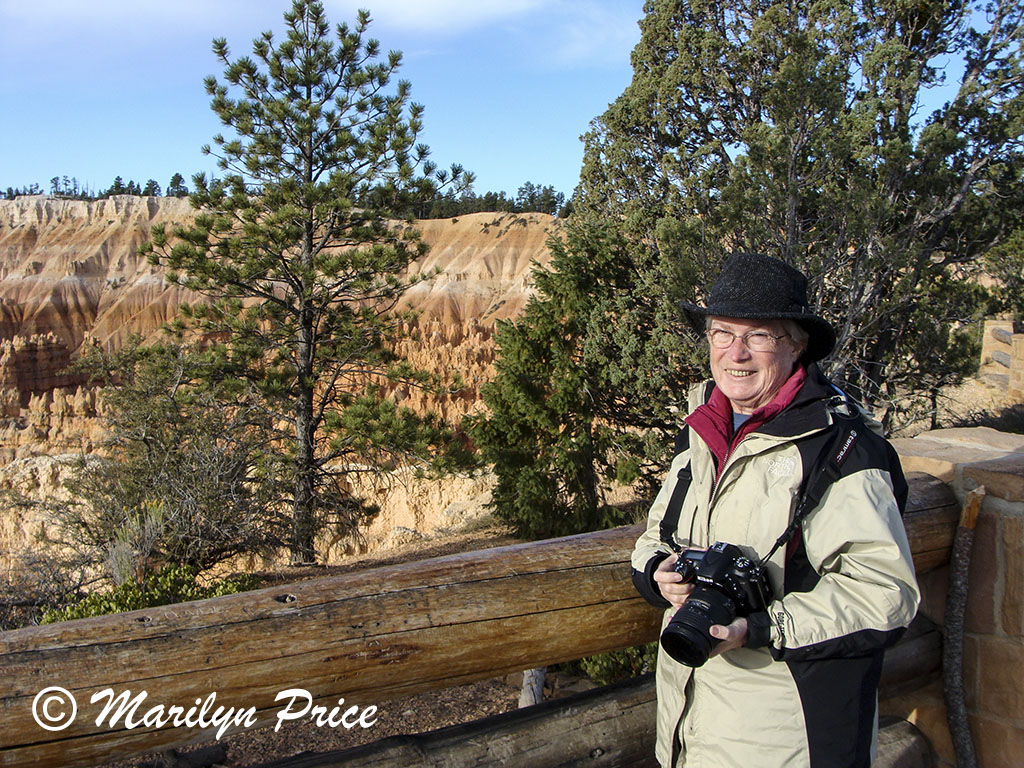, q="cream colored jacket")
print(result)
[631,369,919,768]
